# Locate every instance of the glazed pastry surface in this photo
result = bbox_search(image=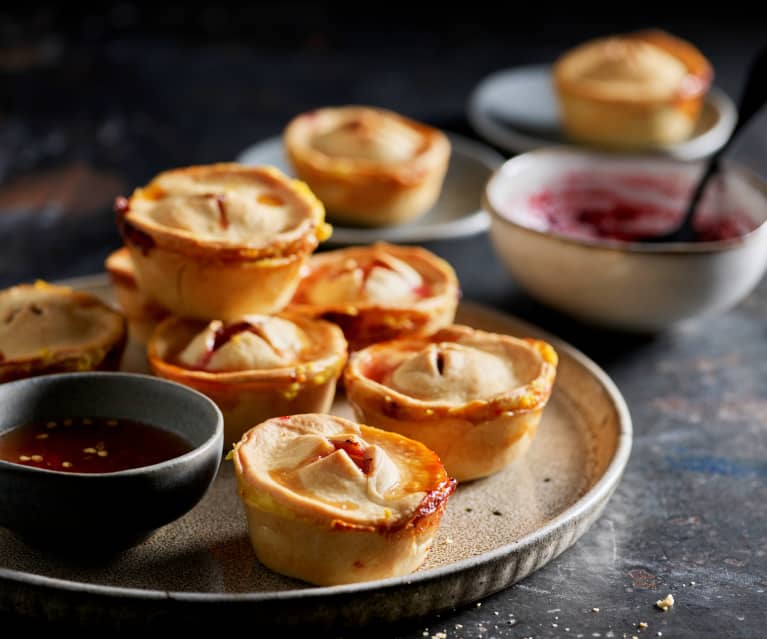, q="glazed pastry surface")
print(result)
[235,413,450,526]
[148,313,348,447]
[0,282,126,382]
[233,413,455,585]
[344,325,558,481]
[310,109,423,163]
[118,164,330,320]
[556,37,688,102]
[289,243,459,351]
[284,107,451,227]
[553,30,713,149]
